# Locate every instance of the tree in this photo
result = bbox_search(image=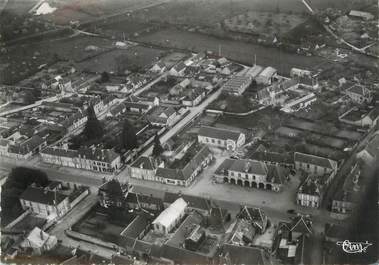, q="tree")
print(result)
[1,167,49,225]
[152,133,163,157]
[104,179,126,208]
[83,105,104,140]
[120,119,138,151]
[100,71,110,83]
